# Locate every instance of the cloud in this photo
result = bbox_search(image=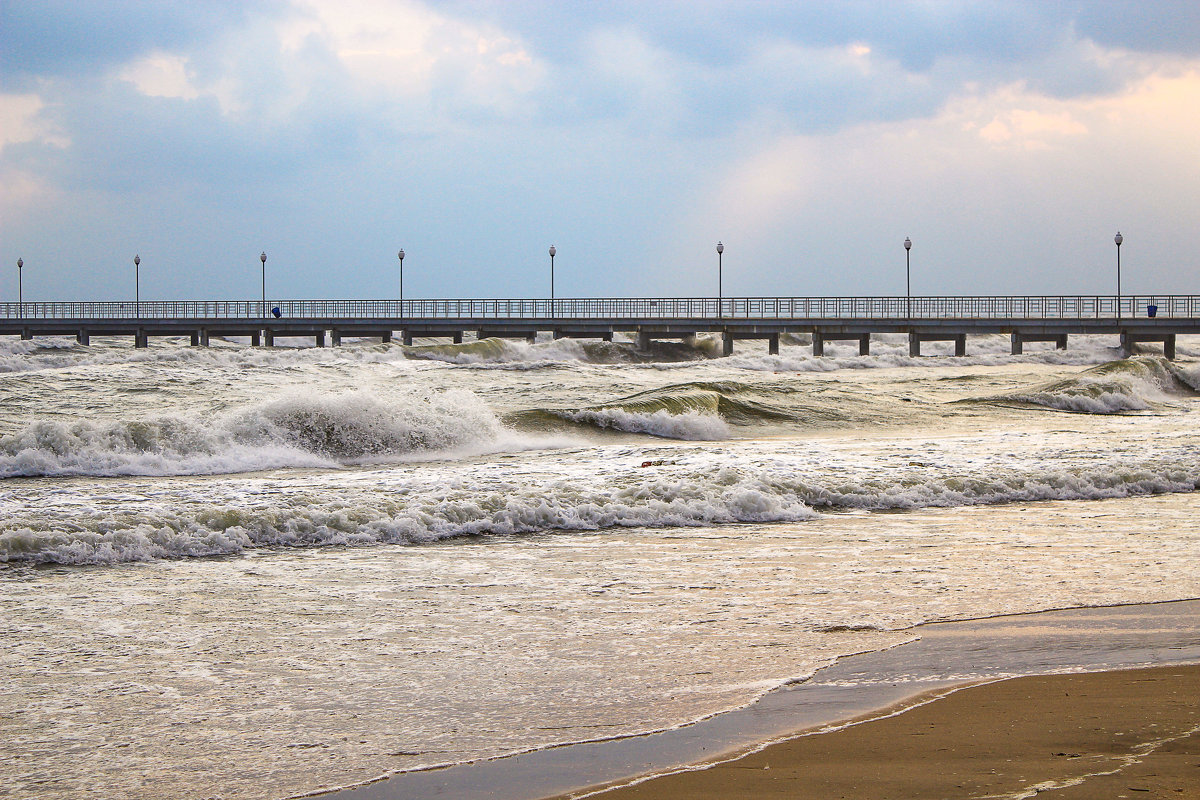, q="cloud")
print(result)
[0,1,266,82]
[686,61,1200,296]
[0,93,69,151]
[3,2,1200,302]
[118,53,201,101]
